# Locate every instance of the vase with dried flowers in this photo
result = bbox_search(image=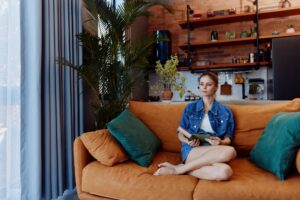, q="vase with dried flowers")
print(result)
[286,24,295,33]
[153,55,186,101]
